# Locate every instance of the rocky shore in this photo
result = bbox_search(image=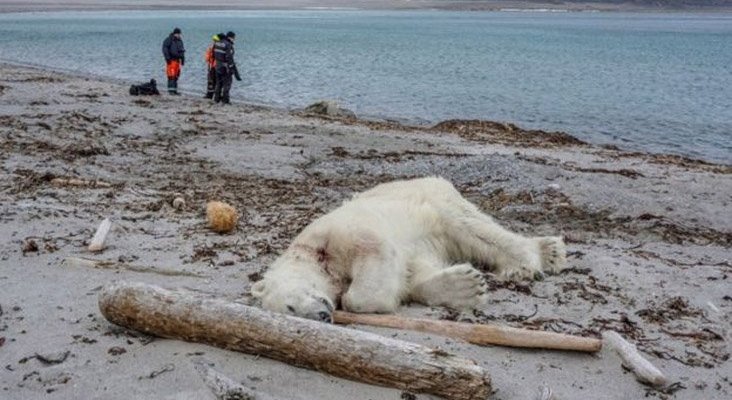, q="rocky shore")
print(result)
[0,63,729,399]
